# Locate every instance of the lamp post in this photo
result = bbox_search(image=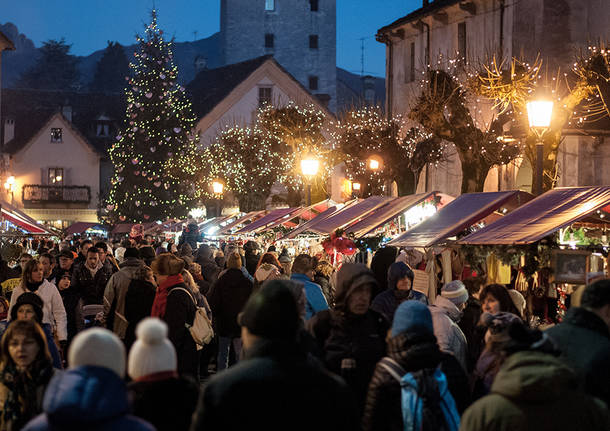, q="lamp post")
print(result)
[300,153,319,206]
[526,100,554,196]
[212,179,224,217]
[352,181,361,198]
[4,175,15,205]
